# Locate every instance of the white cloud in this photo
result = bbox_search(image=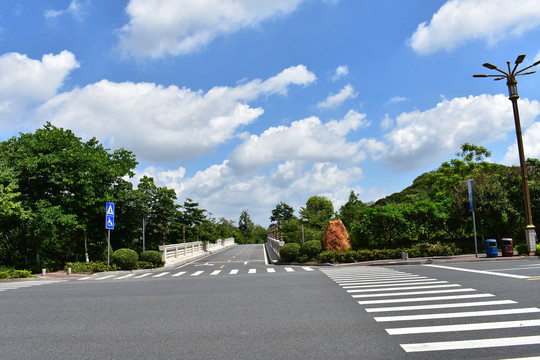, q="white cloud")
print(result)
[409,0,540,54]
[0,51,79,128]
[36,65,315,162]
[502,122,540,165]
[45,0,86,21]
[229,110,368,171]
[118,0,305,58]
[332,65,349,81]
[381,113,393,130]
[382,94,540,171]
[317,84,358,109]
[389,96,408,103]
